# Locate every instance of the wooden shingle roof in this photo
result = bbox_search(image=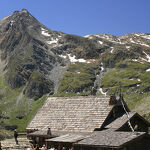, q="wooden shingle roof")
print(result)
[28,130,54,138]
[105,112,150,129]
[76,130,146,148]
[27,97,114,133]
[105,113,136,129]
